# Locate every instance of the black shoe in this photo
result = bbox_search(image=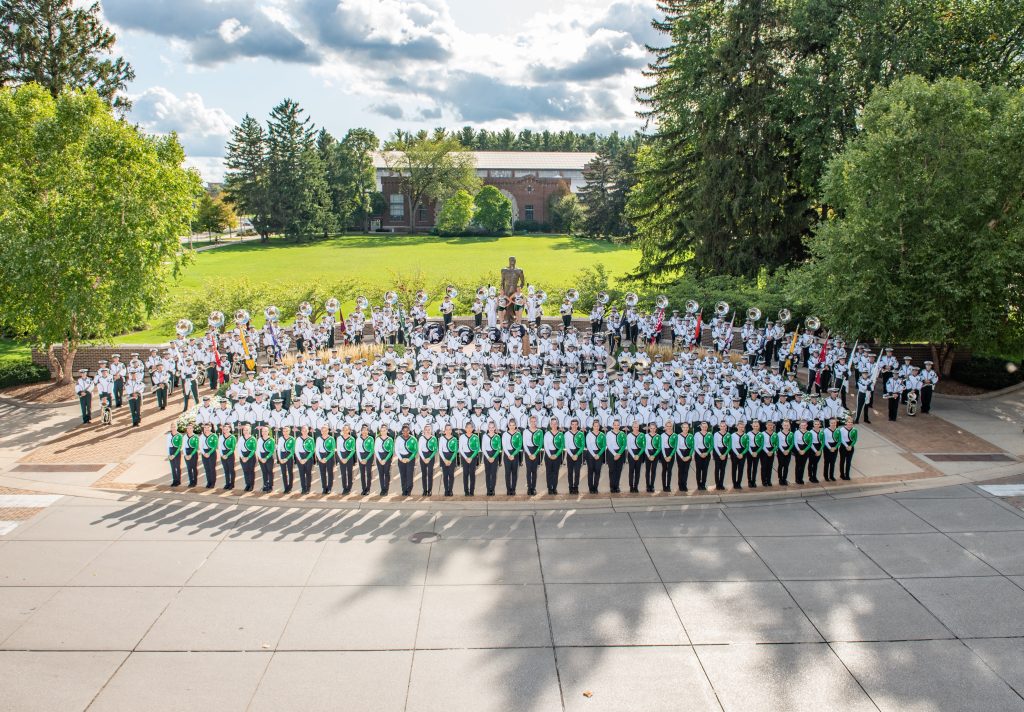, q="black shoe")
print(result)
[715,486,725,491]
[749,482,757,488]
[528,488,536,496]
[734,485,742,490]
[809,477,819,483]
[864,419,871,424]
[486,491,494,496]
[171,481,180,487]
[261,488,271,493]
[244,486,253,492]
